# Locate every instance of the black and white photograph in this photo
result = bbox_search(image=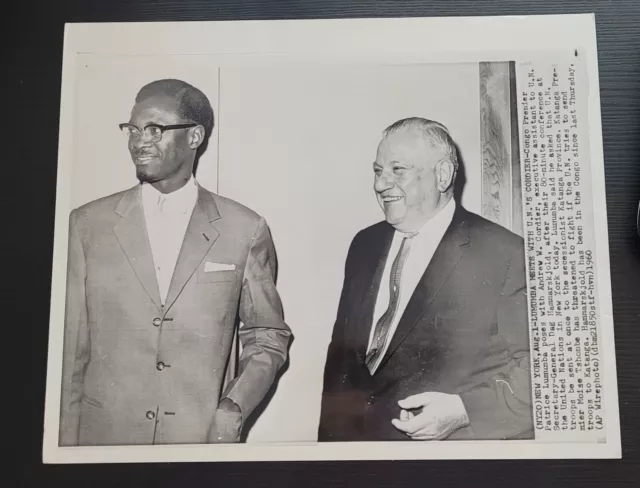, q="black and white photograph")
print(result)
[42,15,621,463]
